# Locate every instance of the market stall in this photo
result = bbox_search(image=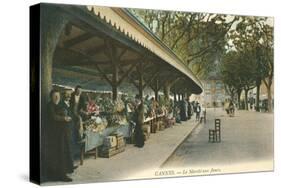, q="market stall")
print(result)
[39,4,203,167]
